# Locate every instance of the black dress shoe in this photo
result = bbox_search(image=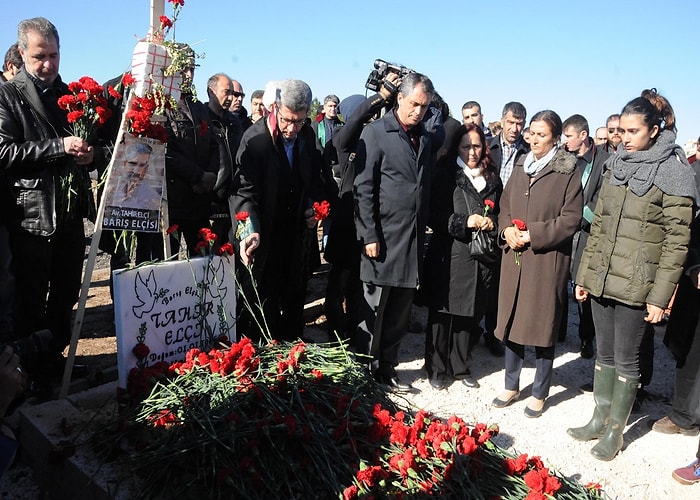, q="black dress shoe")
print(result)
[580,340,594,359]
[375,373,414,392]
[461,376,480,389]
[429,378,448,391]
